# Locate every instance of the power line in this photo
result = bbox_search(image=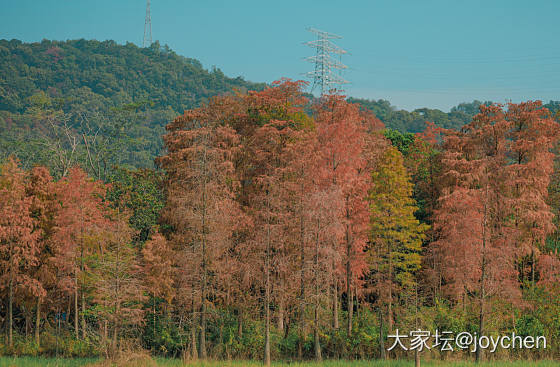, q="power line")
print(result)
[143,0,152,48]
[304,28,349,95]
